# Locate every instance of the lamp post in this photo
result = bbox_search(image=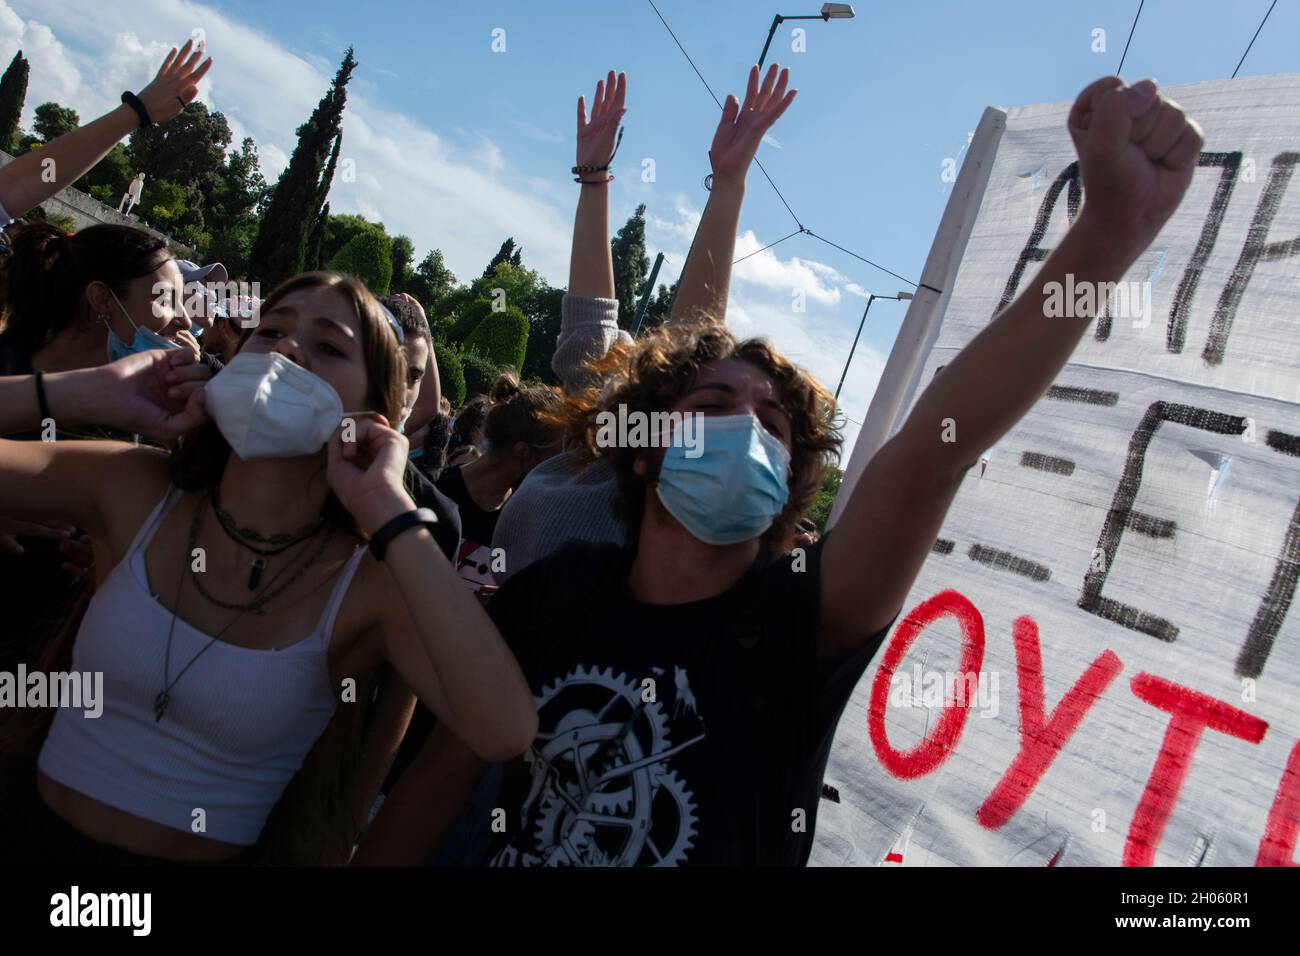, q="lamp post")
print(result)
[834,290,911,402]
[758,3,856,68]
